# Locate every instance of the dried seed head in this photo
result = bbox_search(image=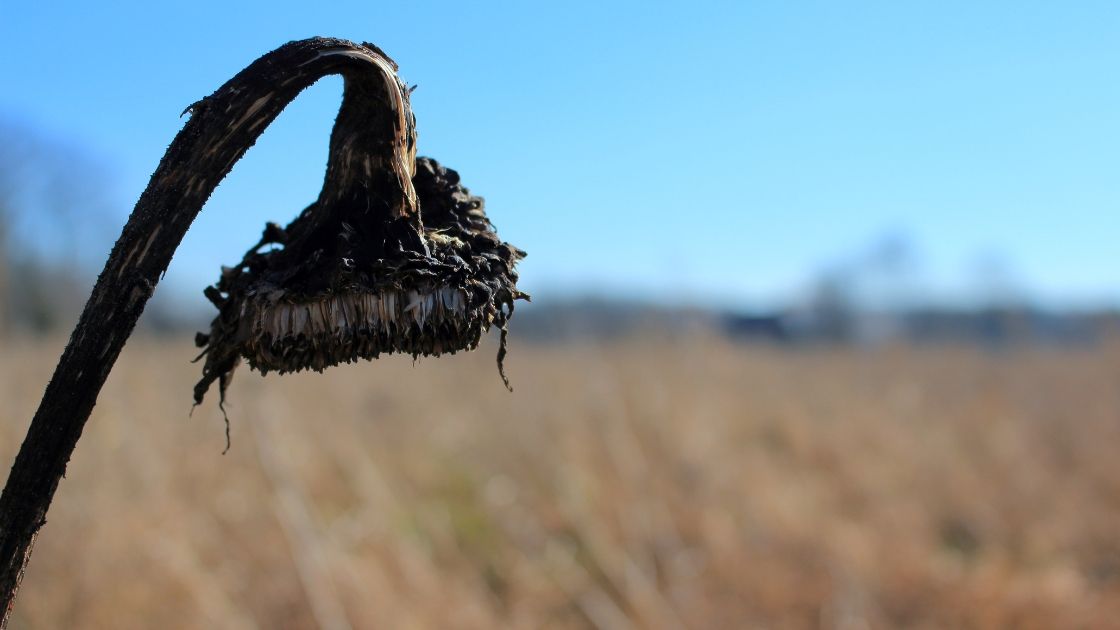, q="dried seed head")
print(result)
[192,156,524,401]
[192,44,526,406]
[193,155,526,405]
